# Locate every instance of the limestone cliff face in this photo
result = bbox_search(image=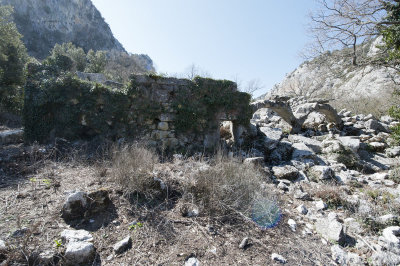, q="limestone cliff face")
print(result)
[263,38,400,115]
[0,0,126,59]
